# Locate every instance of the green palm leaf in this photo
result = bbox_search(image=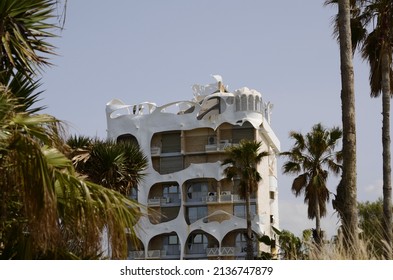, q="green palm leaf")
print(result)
[0,0,58,81]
